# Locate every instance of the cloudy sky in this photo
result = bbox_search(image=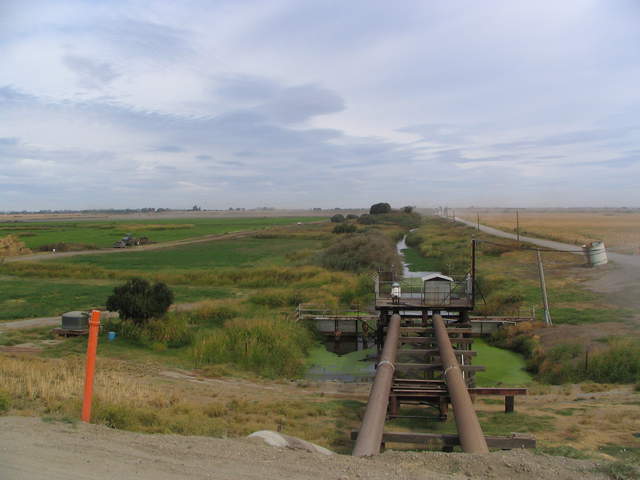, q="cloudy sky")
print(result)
[1,0,639,210]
